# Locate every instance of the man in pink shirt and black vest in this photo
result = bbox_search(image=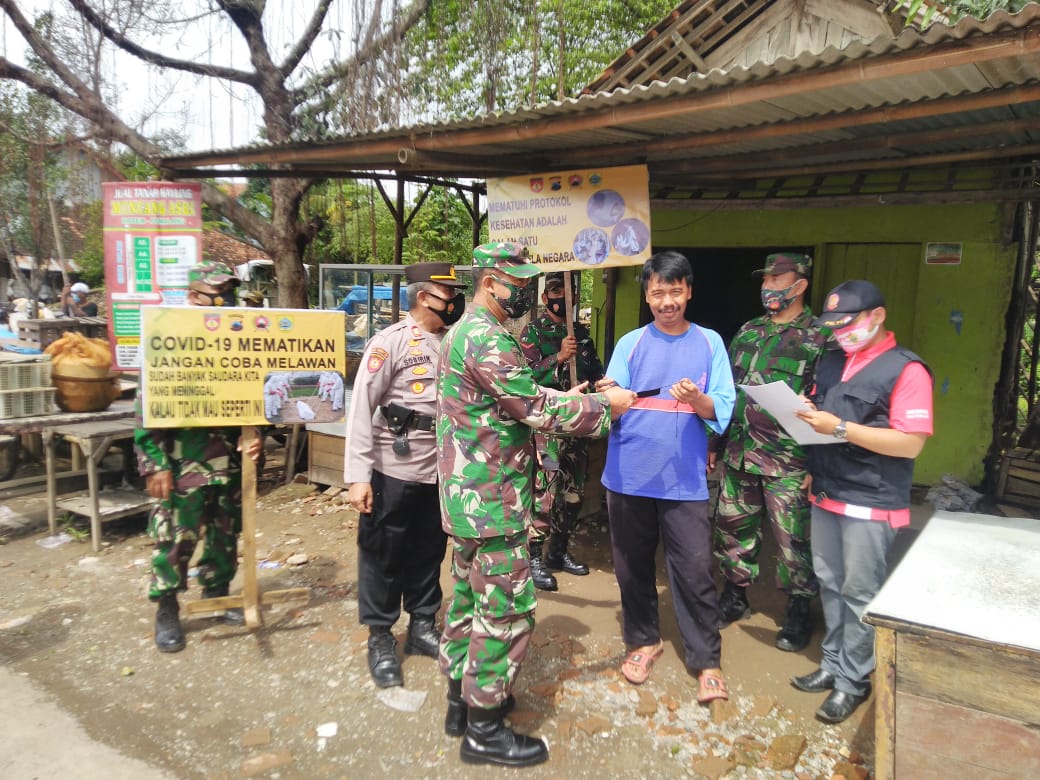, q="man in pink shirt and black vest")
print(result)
[793,279,933,724]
